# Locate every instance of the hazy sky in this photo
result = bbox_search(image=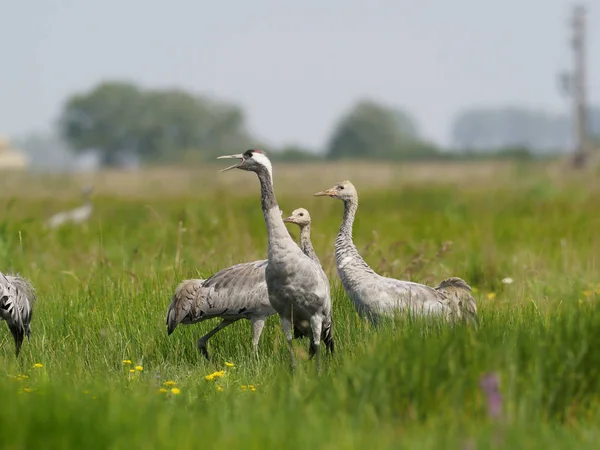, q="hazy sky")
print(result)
[2,0,598,150]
